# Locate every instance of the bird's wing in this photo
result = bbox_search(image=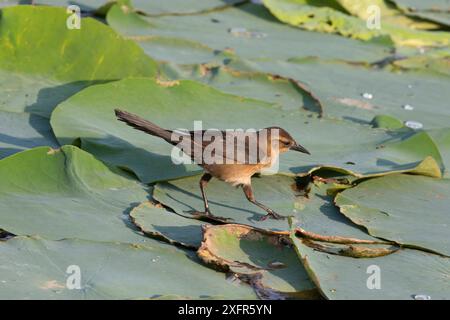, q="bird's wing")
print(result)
[169,130,270,165]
